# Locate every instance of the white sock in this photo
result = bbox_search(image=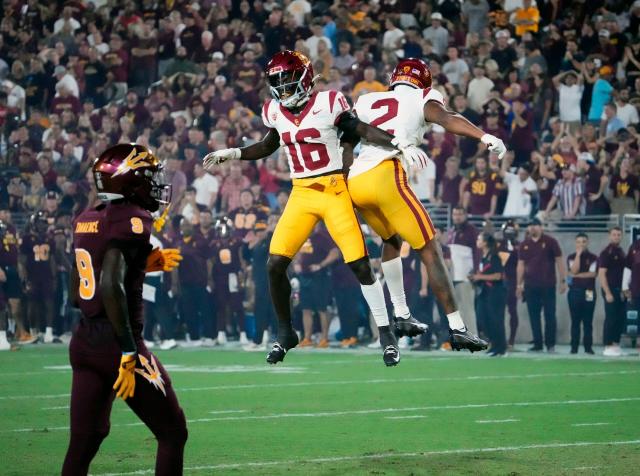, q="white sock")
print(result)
[446,311,466,331]
[45,327,53,337]
[361,280,391,327]
[0,330,7,343]
[381,257,411,318]
[261,330,269,345]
